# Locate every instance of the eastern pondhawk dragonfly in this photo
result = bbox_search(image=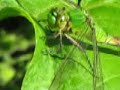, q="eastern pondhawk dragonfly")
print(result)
[39,0,120,90]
